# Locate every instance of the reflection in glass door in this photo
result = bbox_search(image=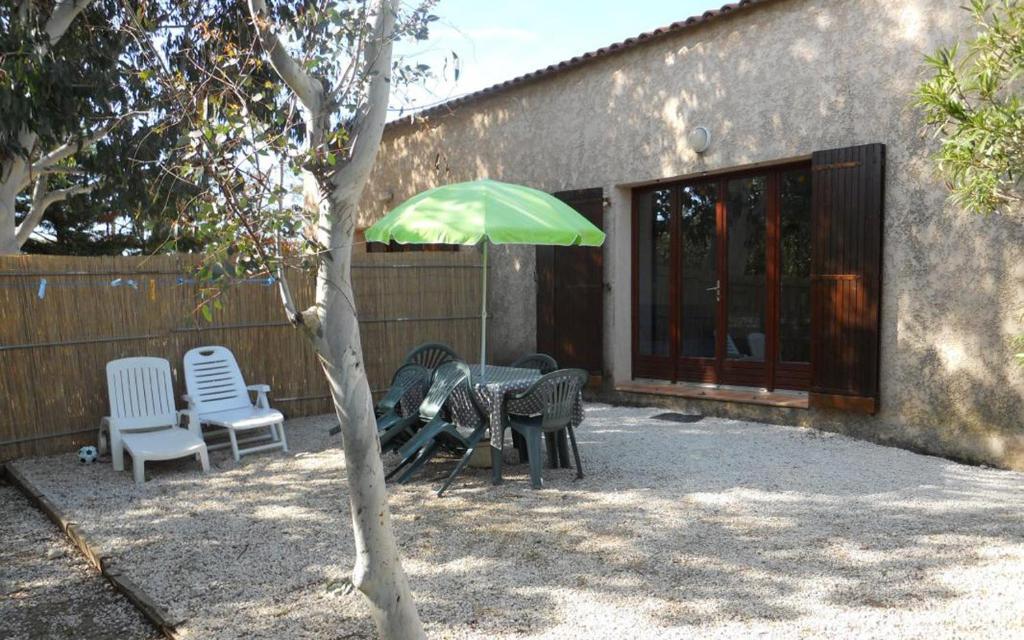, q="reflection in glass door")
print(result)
[779,169,812,363]
[725,176,767,363]
[679,183,718,360]
[635,189,672,359]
